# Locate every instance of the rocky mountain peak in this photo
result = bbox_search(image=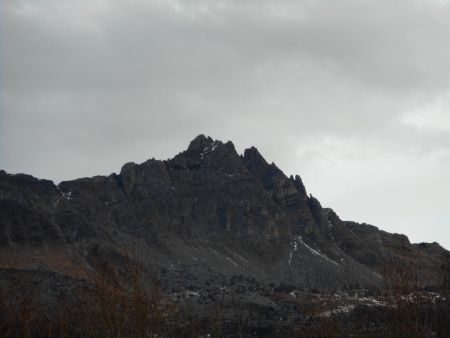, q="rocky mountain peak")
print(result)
[243,146,268,168]
[187,134,217,151]
[0,135,448,296]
